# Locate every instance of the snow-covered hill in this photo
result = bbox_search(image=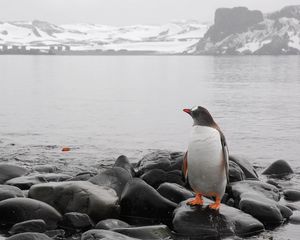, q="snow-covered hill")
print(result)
[194,5,300,55]
[0,20,208,54]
